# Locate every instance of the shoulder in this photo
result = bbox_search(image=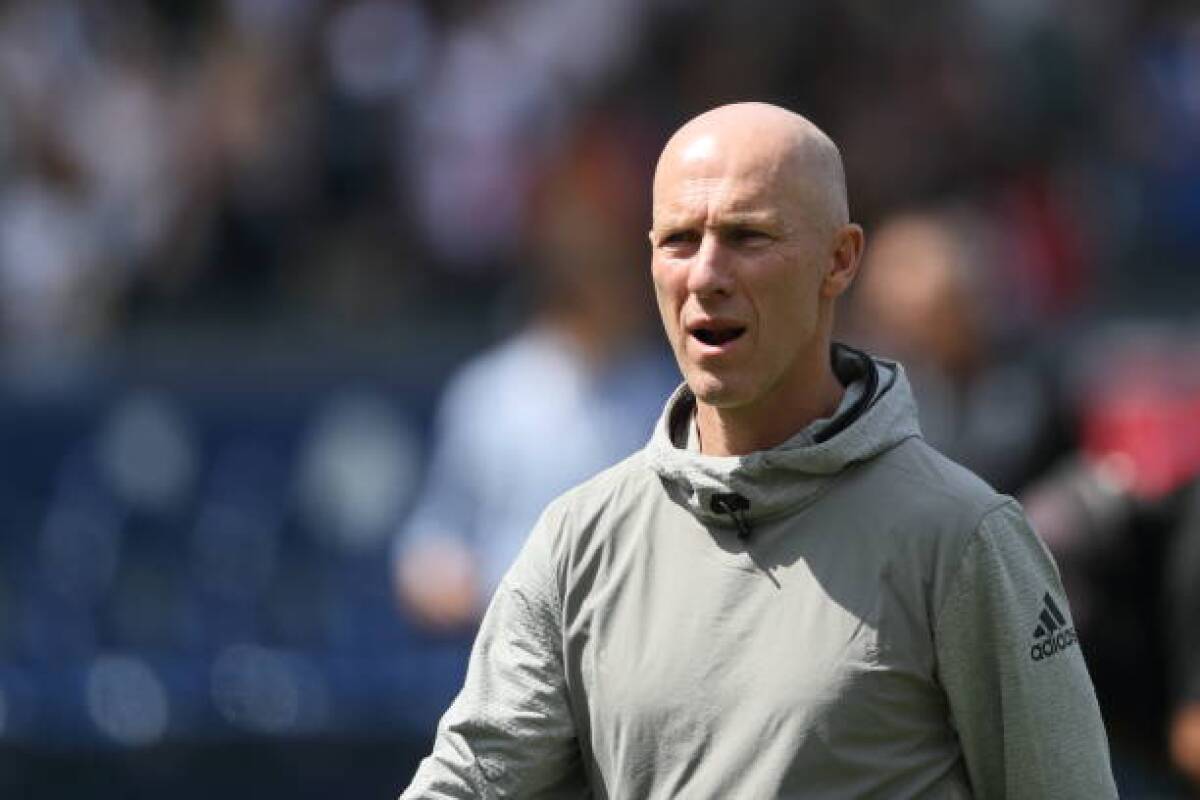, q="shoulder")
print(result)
[871,440,1055,598]
[839,437,1019,590]
[850,440,1049,636]
[867,436,1010,529]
